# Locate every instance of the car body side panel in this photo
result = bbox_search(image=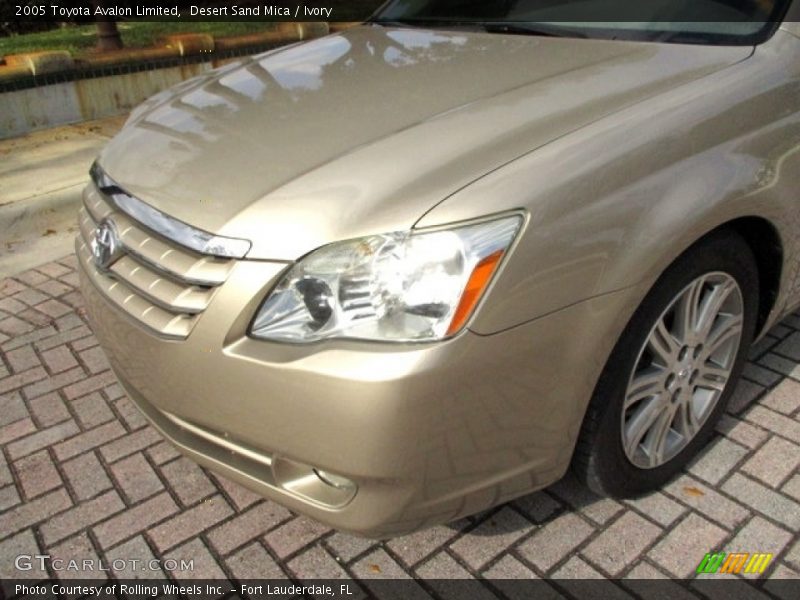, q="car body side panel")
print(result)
[418,30,800,336]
